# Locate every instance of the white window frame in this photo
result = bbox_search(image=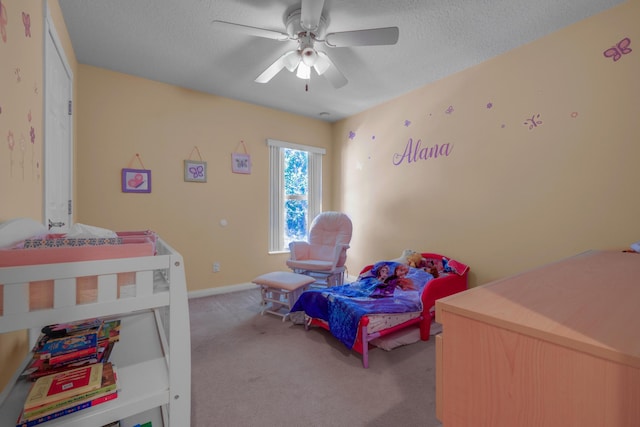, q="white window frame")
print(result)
[267,139,325,253]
